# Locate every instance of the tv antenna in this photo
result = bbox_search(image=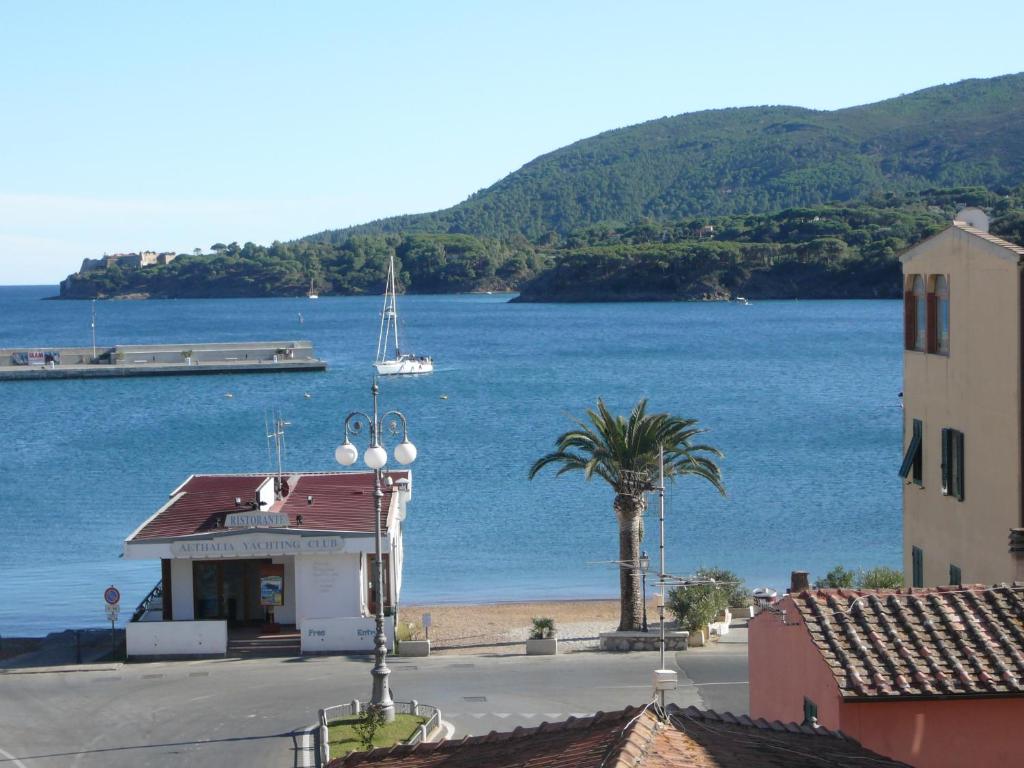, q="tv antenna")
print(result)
[265,410,290,497]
